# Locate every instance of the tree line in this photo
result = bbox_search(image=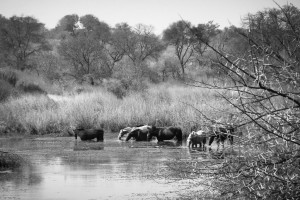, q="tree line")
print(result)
[0,12,243,90]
